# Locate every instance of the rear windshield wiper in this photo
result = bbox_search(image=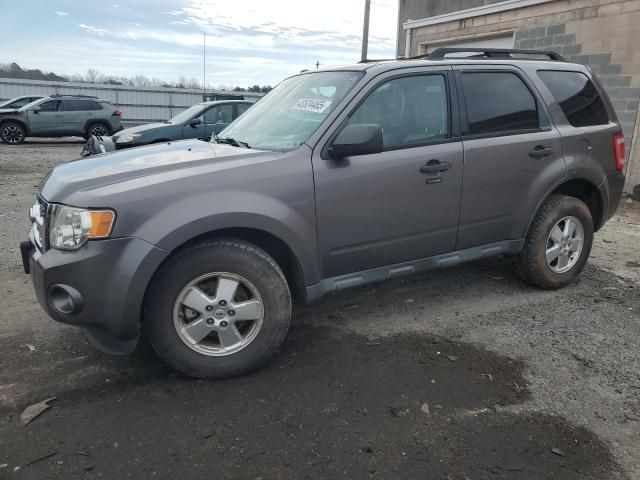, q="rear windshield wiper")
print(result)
[213,133,250,149]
